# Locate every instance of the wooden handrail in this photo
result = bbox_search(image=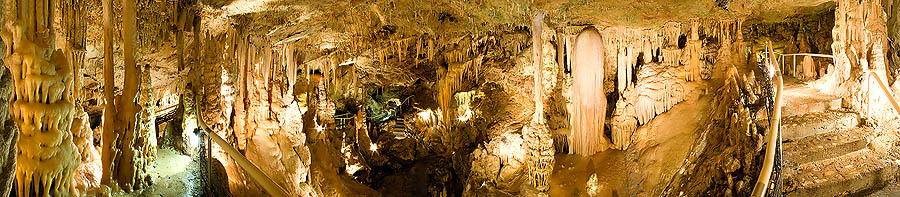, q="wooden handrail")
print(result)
[195,106,291,197]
